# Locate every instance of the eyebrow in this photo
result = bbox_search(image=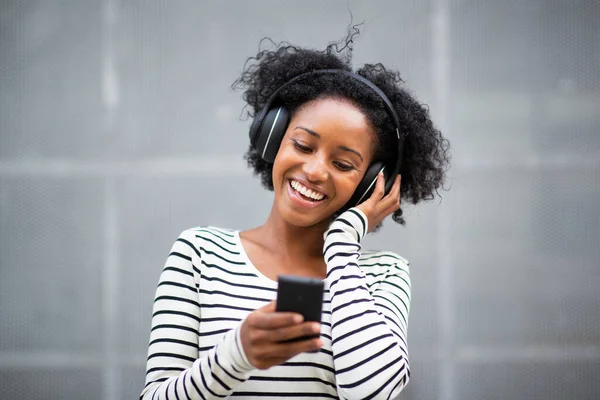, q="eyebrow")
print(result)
[295,126,364,162]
